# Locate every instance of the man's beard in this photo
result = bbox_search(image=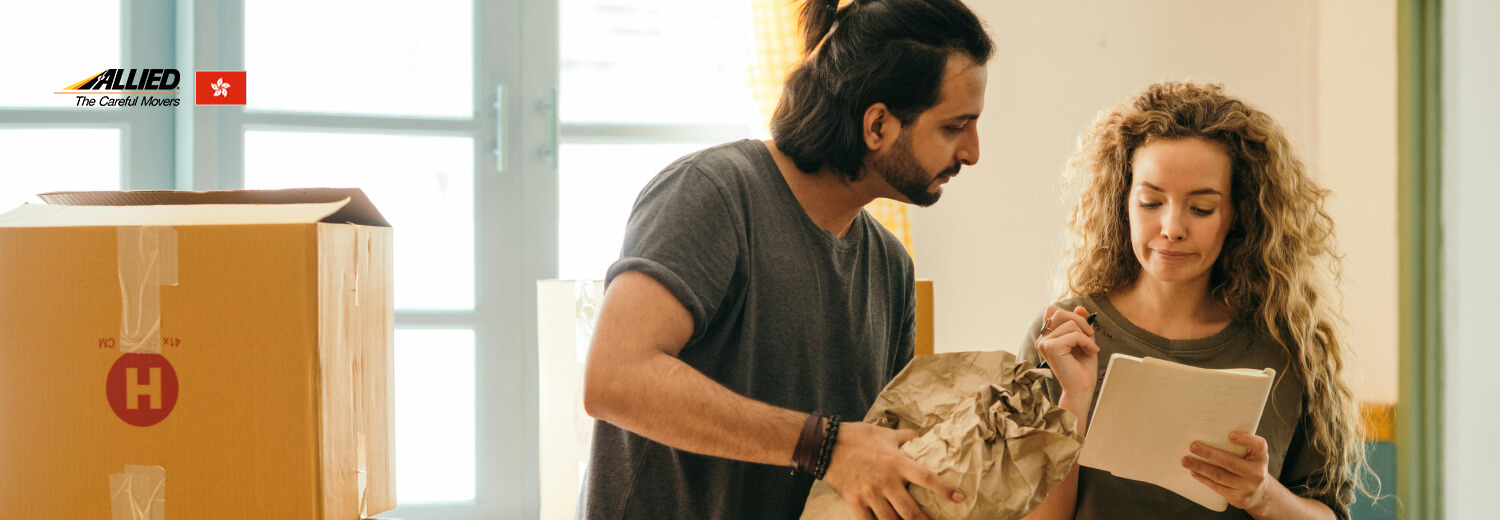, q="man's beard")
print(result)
[874,133,960,207]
